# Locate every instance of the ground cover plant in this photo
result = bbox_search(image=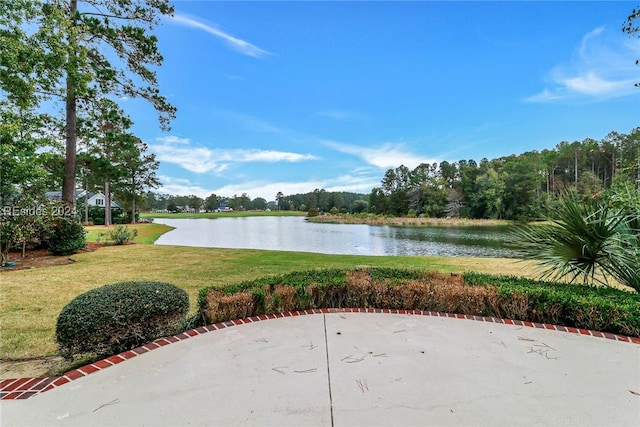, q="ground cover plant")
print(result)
[199,268,640,338]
